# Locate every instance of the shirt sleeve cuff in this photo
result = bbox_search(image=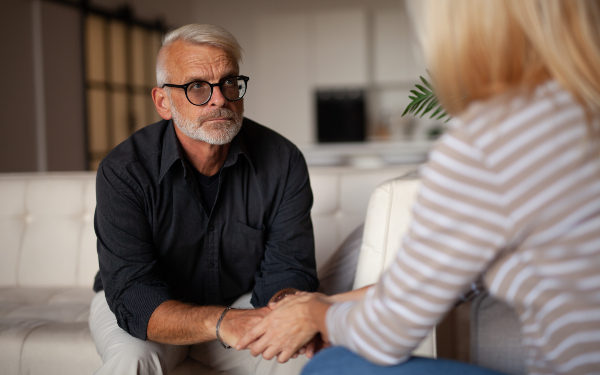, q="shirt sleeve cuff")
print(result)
[117,282,172,340]
[250,272,318,307]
